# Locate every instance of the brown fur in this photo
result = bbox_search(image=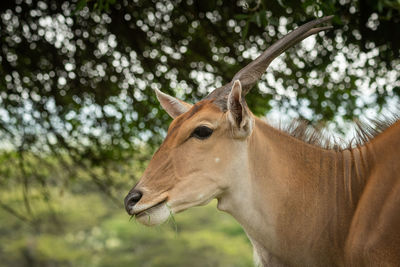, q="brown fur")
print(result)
[125,15,400,266]
[128,98,400,266]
